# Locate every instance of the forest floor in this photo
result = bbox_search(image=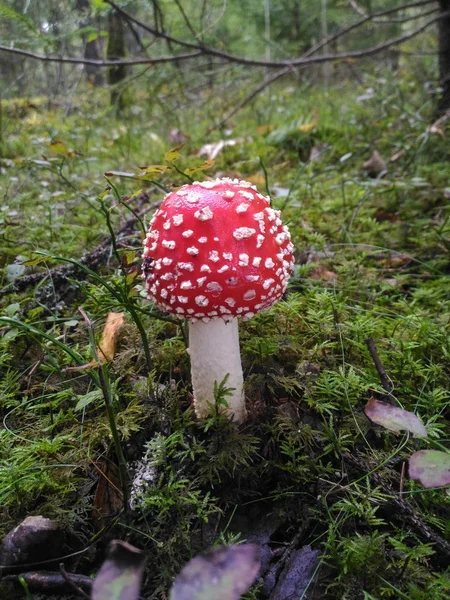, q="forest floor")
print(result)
[1,73,450,599]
